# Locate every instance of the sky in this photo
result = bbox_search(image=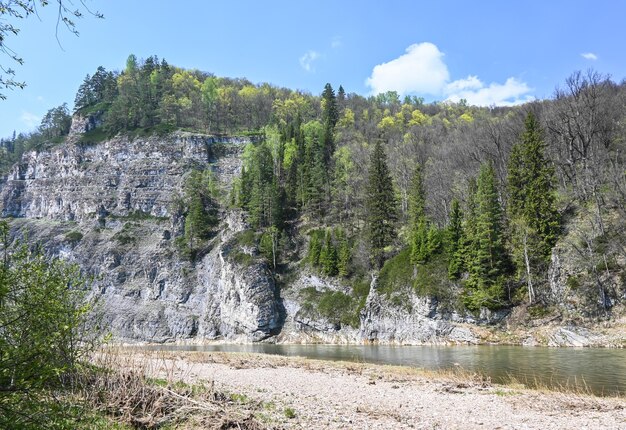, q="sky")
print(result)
[0,0,624,138]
